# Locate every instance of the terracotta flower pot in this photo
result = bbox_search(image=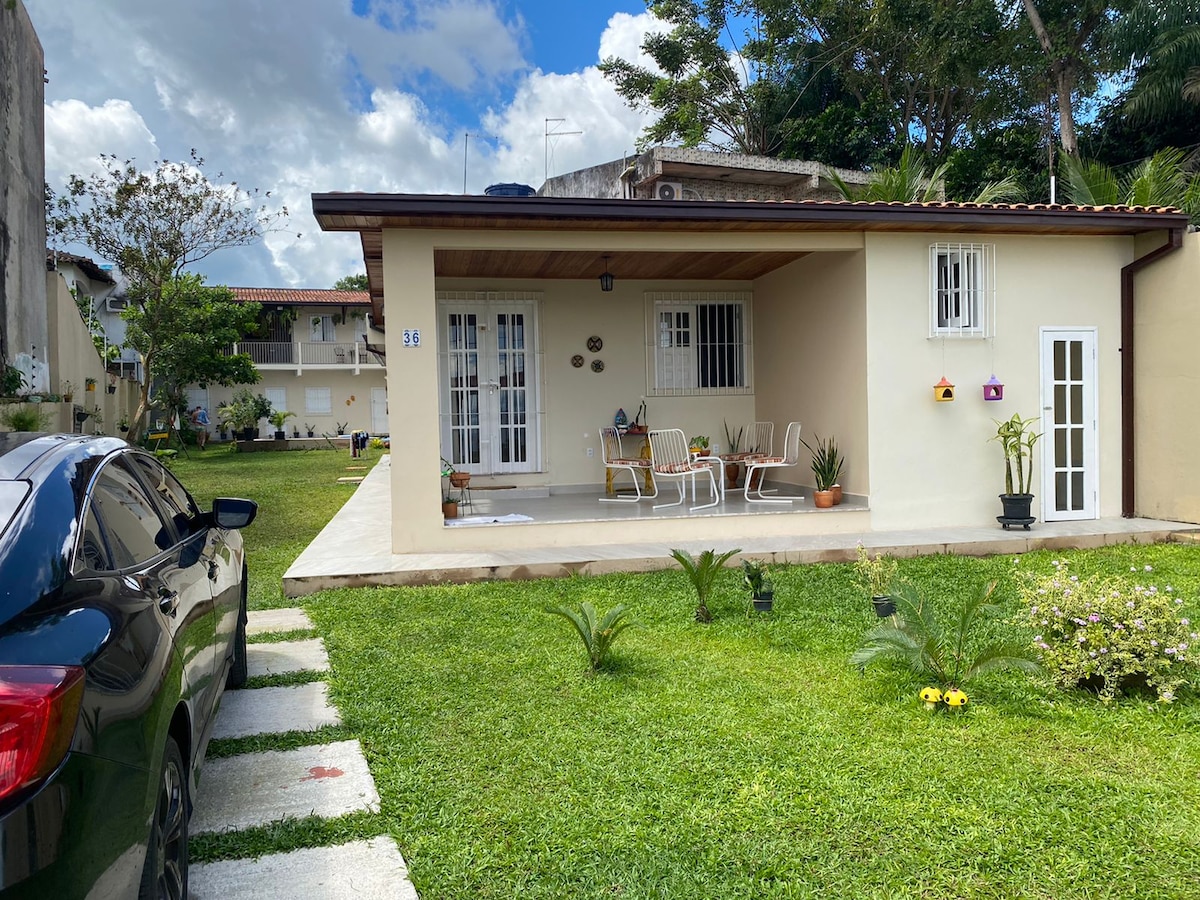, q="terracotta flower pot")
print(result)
[831,484,843,505]
[725,462,740,490]
[449,471,471,489]
[442,501,459,519]
[813,489,835,509]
